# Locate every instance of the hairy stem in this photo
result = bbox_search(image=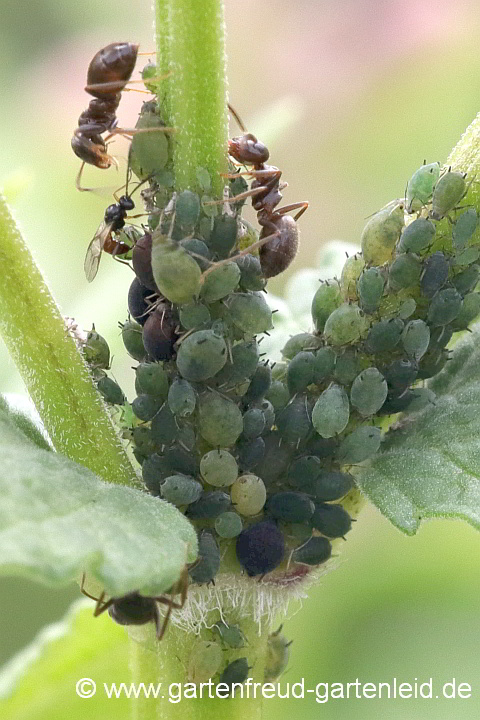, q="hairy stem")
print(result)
[0,195,137,486]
